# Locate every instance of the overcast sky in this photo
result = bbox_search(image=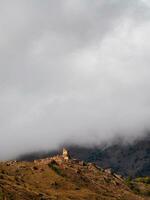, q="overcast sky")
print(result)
[0,0,150,159]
